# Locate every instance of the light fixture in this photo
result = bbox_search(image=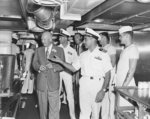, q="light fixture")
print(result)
[137,0,150,3]
[93,18,104,23]
[142,27,150,31]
